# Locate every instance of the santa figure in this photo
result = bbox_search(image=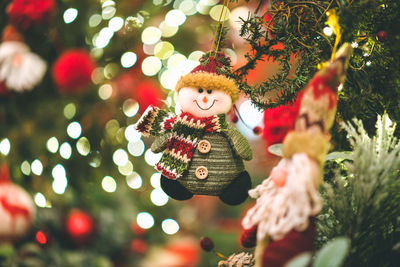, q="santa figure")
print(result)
[240,44,352,267]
